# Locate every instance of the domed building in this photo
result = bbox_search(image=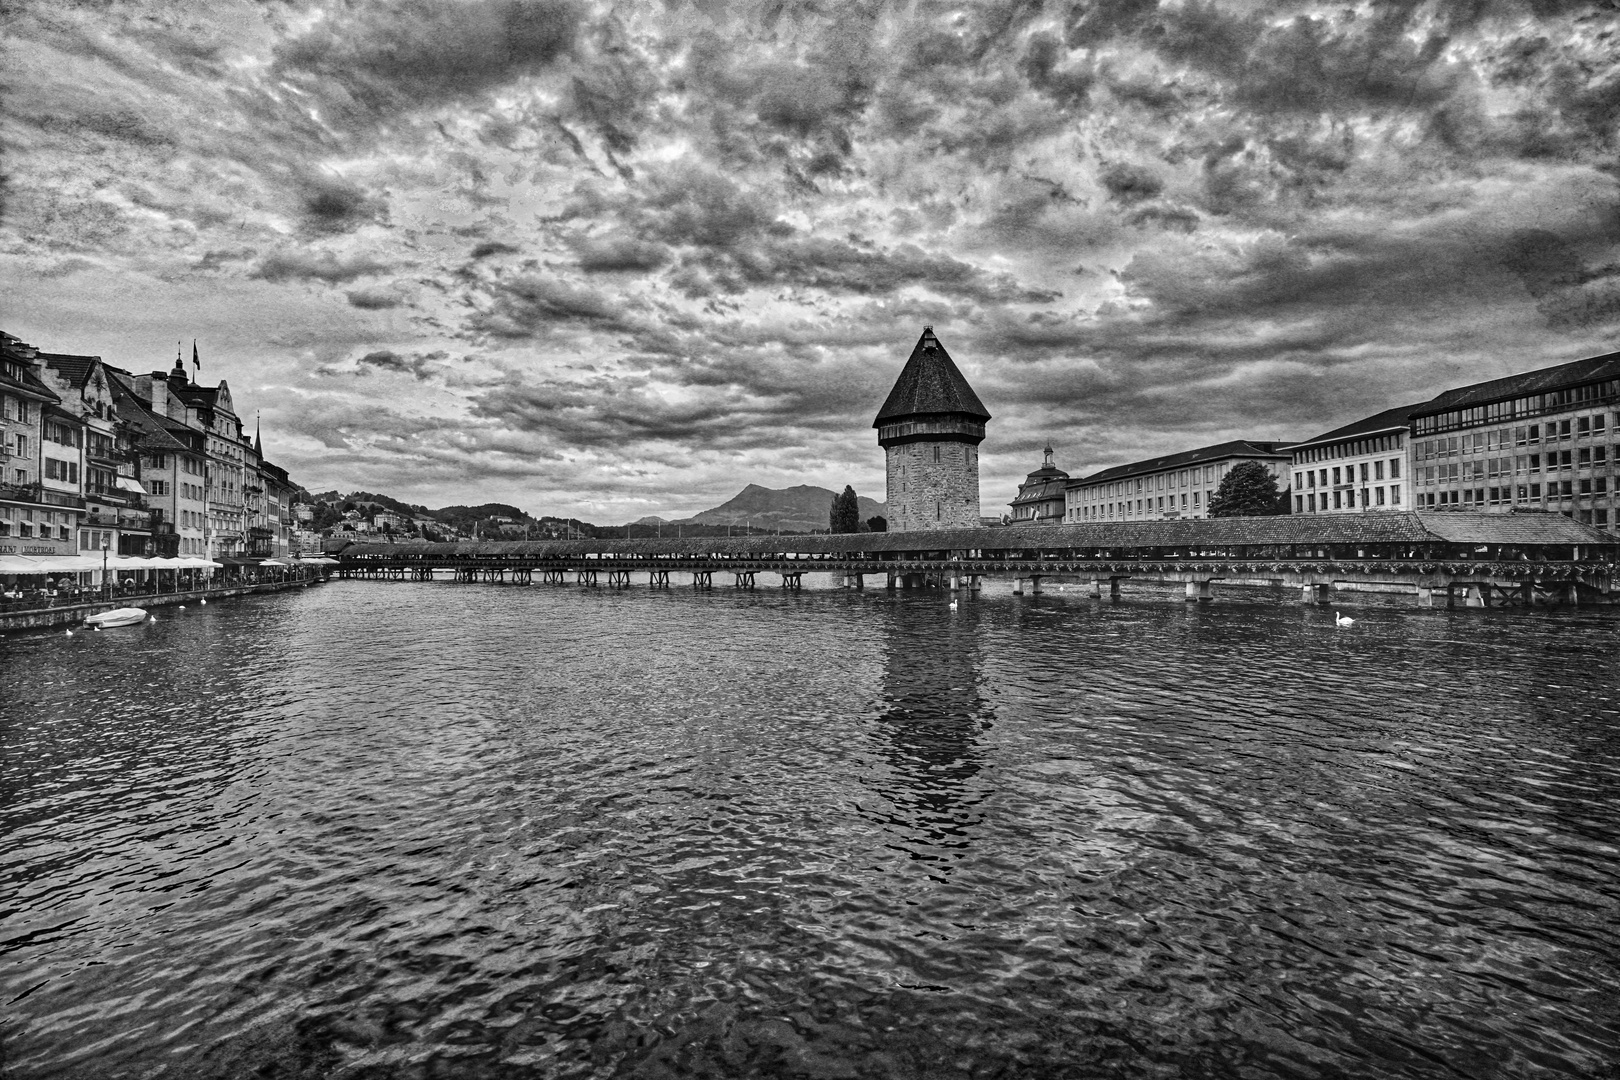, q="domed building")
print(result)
[1009,445,1068,524]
